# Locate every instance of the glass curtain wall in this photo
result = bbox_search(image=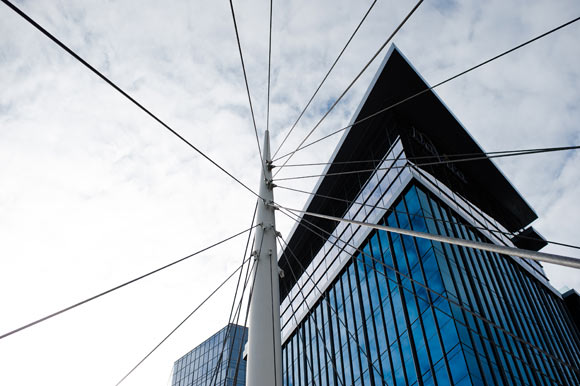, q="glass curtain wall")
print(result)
[172,324,247,386]
[281,183,580,386]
